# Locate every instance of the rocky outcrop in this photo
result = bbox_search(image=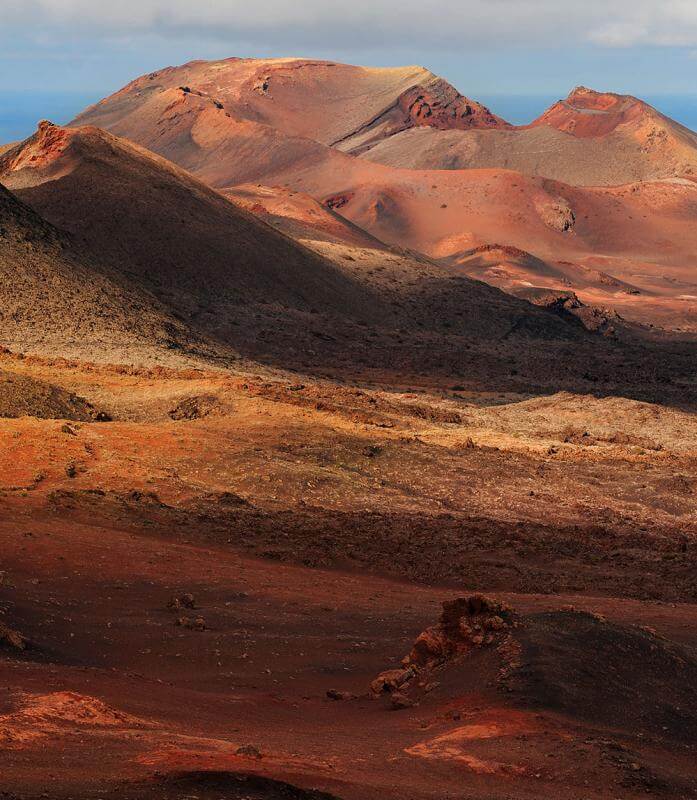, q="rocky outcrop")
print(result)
[411,595,511,663]
[514,287,584,314]
[513,287,621,336]
[396,80,509,133]
[371,595,515,702]
[1,120,70,174]
[0,620,26,651]
[333,76,510,153]
[534,195,576,233]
